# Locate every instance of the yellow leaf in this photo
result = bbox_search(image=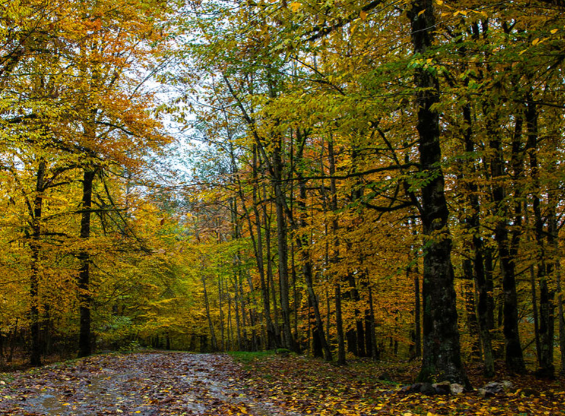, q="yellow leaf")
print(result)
[289,2,301,12]
[551,29,558,34]
[532,38,540,45]
[418,9,426,16]
[436,0,443,4]
[360,10,367,20]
